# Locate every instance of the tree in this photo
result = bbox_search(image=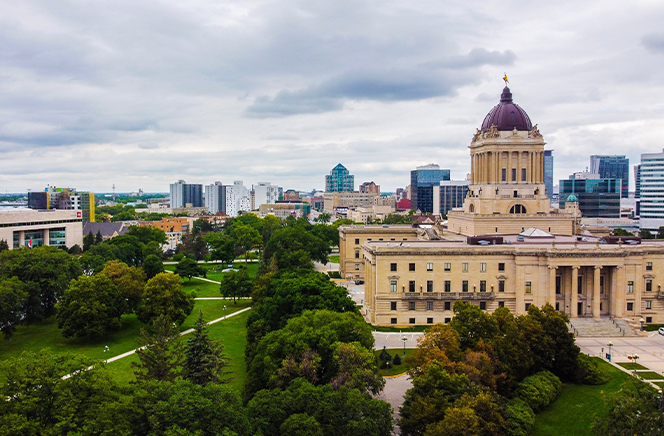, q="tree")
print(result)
[183,312,230,385]
[0,246,82,326]
[219,269,252,303]
[658,226,664,239]
[0,351,136,435]
[262,226,331,271]
[100,260,147,314]
[175,257,206,281]
[330,341,385,395]
[83,231,95,251]
[610,228,633,236]
[192,219,213,235]
[314,213,331,224]
[142,240,163,259]
[137,273,194,326]
[0,239,9,252]
[95,229,104,244]
[127,225,167,245]
[640,229,654,239]
[132,315,184,383]
[232,223,262,264]
[177,233,209,260]
[143,254,165,279]
[56,275,124,339]
[0,277,28,340]
[205,233,236,265]
[450,301,498,350]
[106,234,146,266]
[245,310,375,400]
